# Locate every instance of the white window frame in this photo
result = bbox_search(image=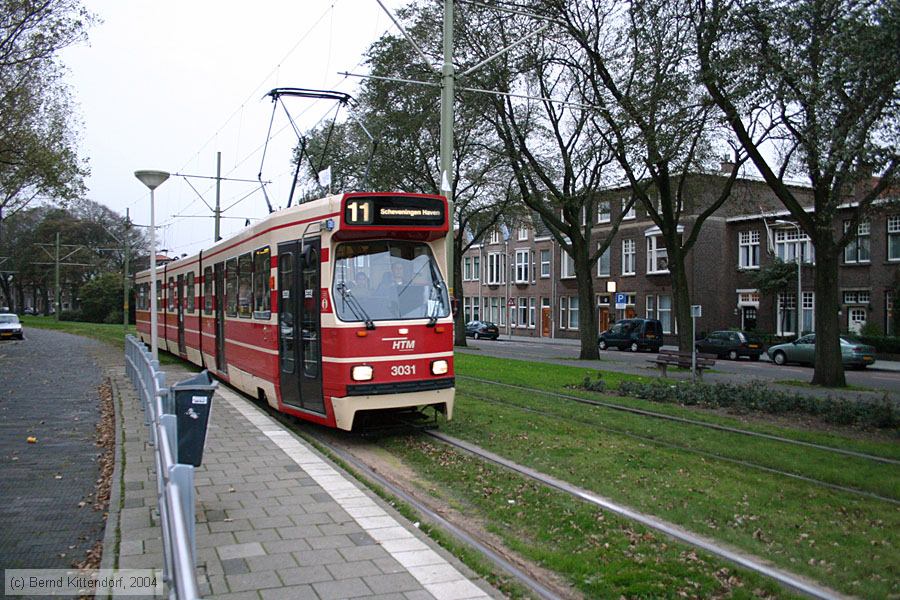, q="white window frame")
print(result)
[801,291,815,334]
[597,200,611,224]
[739,230,760,269]
[463,257,472,281]
[489,229,500,245]
[887,215,900,261]
[597,244,611,277]
[472,296,480,321]
[487,252,505,285]
[473,256,481,281]
[777,292,797,336]
[775,228,814,264]
[561,251,576,279]
[515,249,530,283]
[843,220,870,264]
[540,249,551,278]
[622,198,636,220]
[646,235,669,274]
[529,297,536,328]
[622,239,636,275]
[843,290,870,305]
[517,297,528,327]
[517,225,529,241]
[560,296,579,329]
